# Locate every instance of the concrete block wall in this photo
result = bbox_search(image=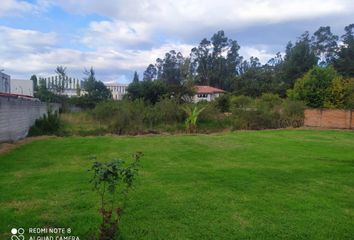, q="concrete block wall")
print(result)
[304,109,353,129]
[0,96,60,142]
